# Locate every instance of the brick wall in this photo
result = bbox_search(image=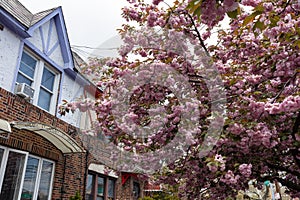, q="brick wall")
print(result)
[115,173,144,200]
[0,87,87,200]
[0,87,147,200]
